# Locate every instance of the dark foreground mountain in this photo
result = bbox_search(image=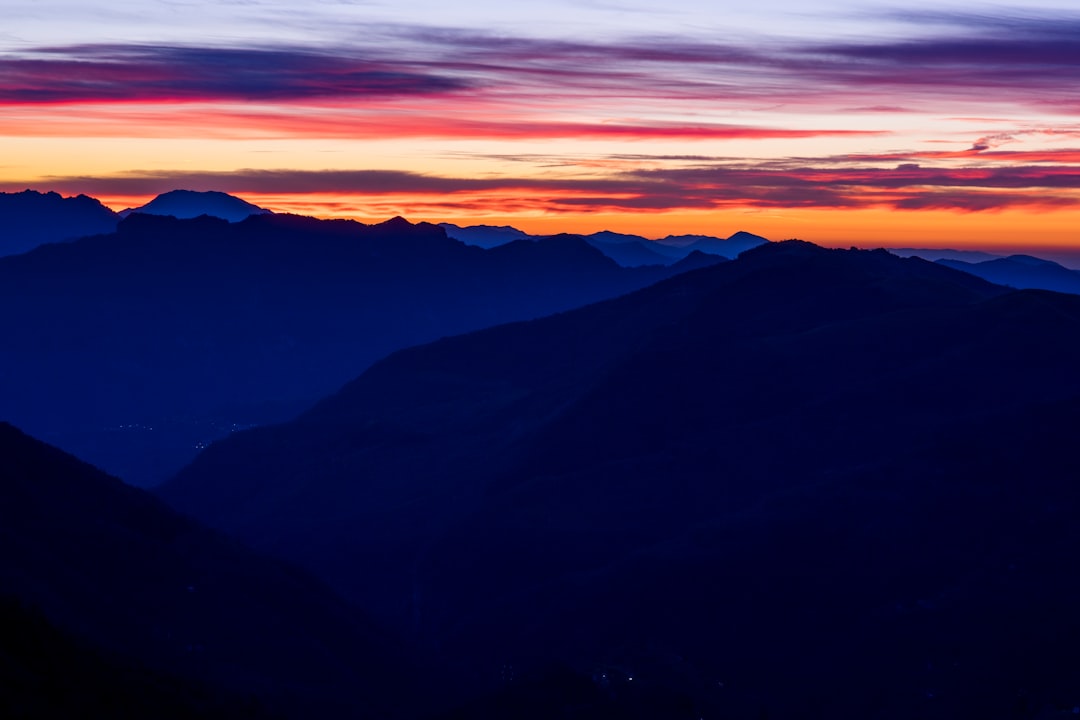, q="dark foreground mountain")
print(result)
[0,422,418,718]
[0,190,119,256]
[120,190,272,222]
[0,212,719,486]
[163,241,1080,718]
[0,596,269,719]
[938,254,1080,295]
